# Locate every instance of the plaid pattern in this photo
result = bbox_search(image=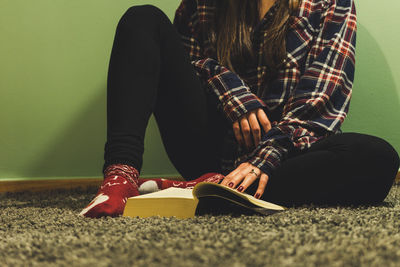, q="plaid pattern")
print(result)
[173,0,357,177]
